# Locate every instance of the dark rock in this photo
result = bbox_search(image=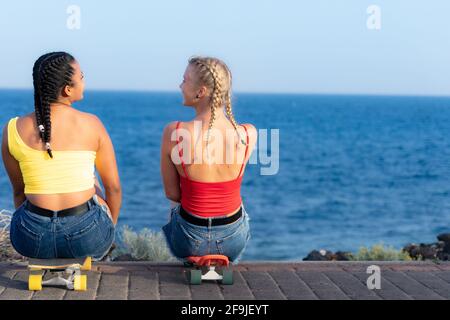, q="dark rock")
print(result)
[403,242,444,260]
[303,250,333,261]
[113,253,136,261]
[437,233,450,254]
[303,233,450,262]
[335,251,353,261]
[303,250,353,261]
[437,251,450,261]
[437,233,450,243]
